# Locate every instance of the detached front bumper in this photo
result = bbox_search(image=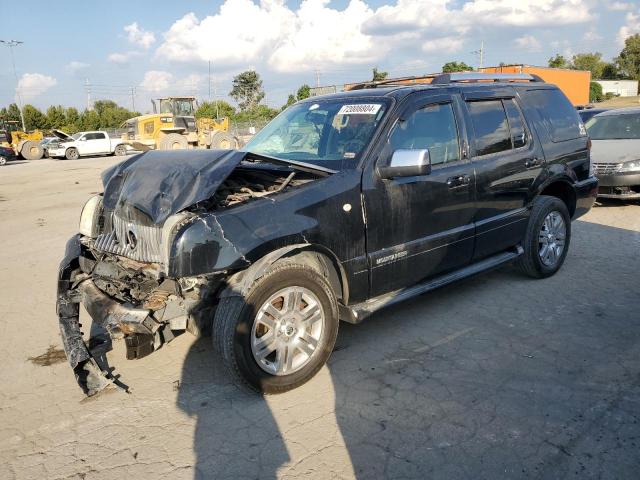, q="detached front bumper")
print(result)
[56,235,208,396]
